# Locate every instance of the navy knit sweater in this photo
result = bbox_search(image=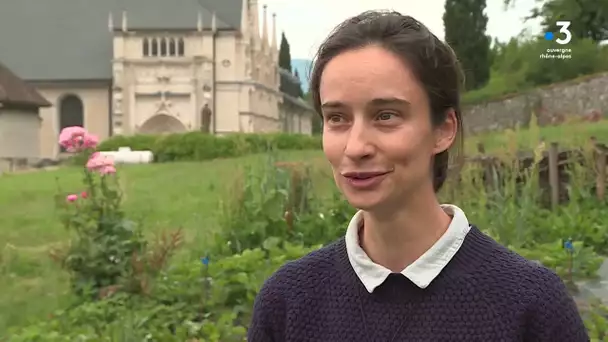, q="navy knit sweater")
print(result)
[248,226,588,342]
